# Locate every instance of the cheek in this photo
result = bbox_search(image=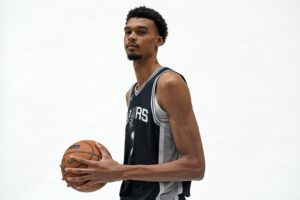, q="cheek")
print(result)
[123,36,127,45]
[143,39,156,51]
